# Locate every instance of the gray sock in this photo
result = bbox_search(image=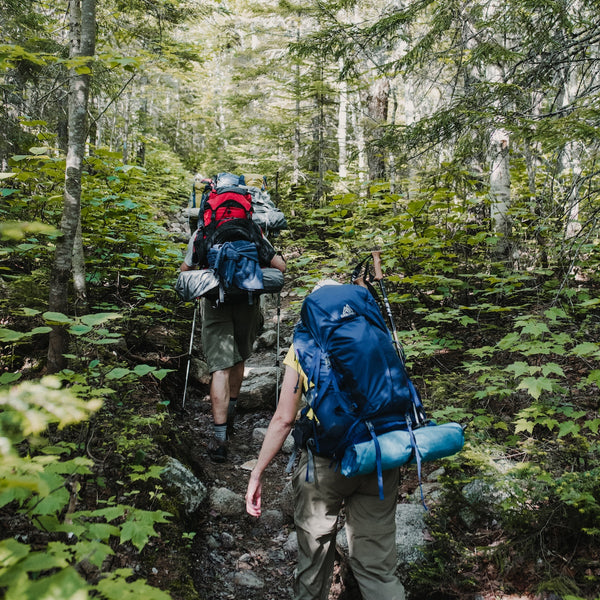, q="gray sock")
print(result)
[213,423,227,442]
